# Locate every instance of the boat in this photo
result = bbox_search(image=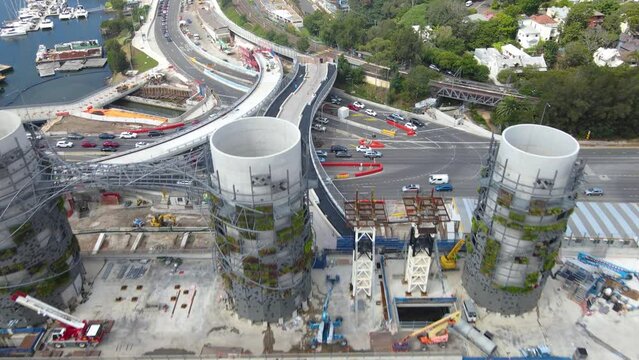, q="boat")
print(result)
[48,6,59,16]
[74,5,87,19]
[0,27,28,38]
[35,39,102,63]
[58,7,73,20]
[40,18,54,30]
